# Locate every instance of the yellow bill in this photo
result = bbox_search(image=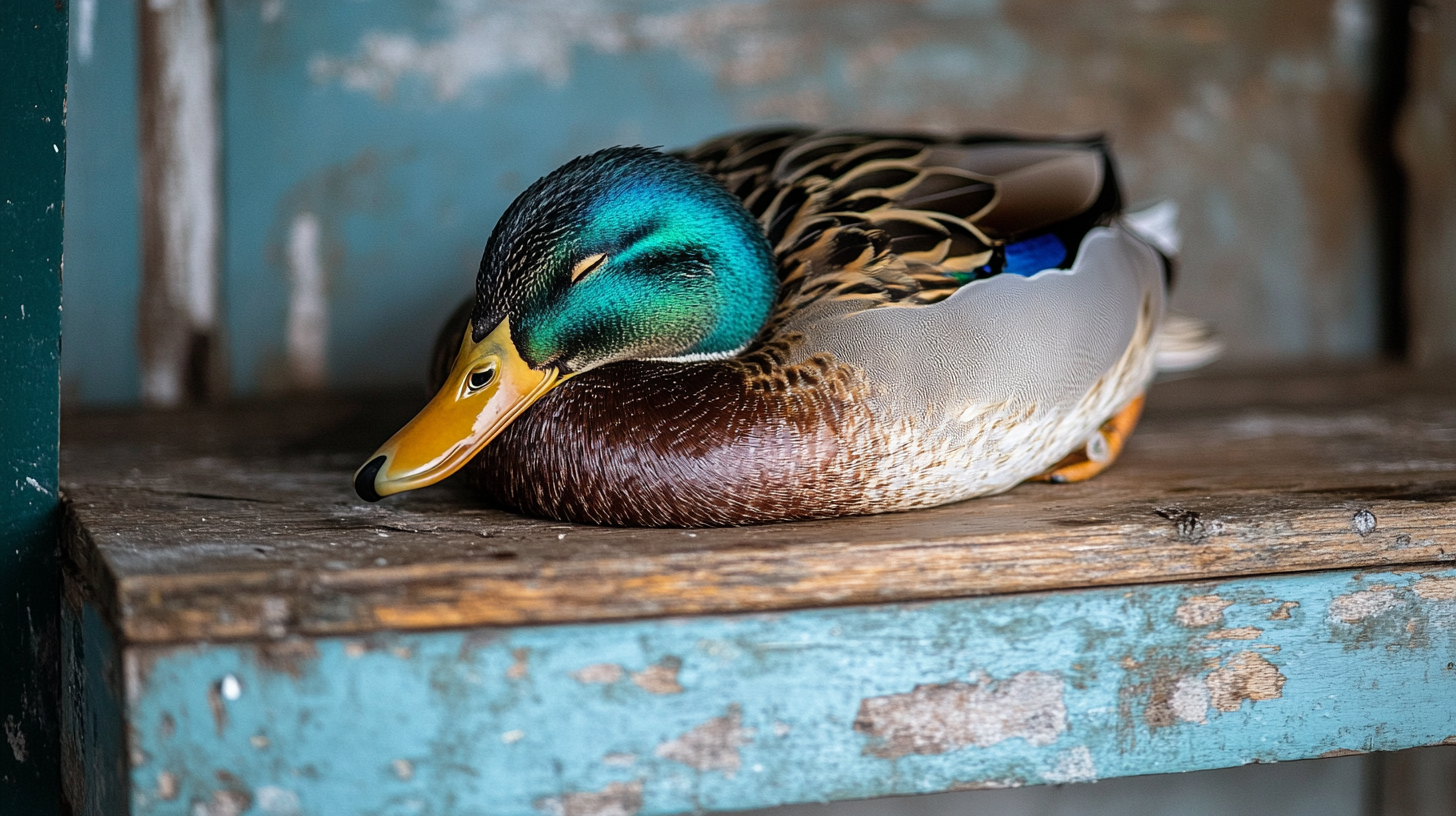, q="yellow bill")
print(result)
[355,318,561,501]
